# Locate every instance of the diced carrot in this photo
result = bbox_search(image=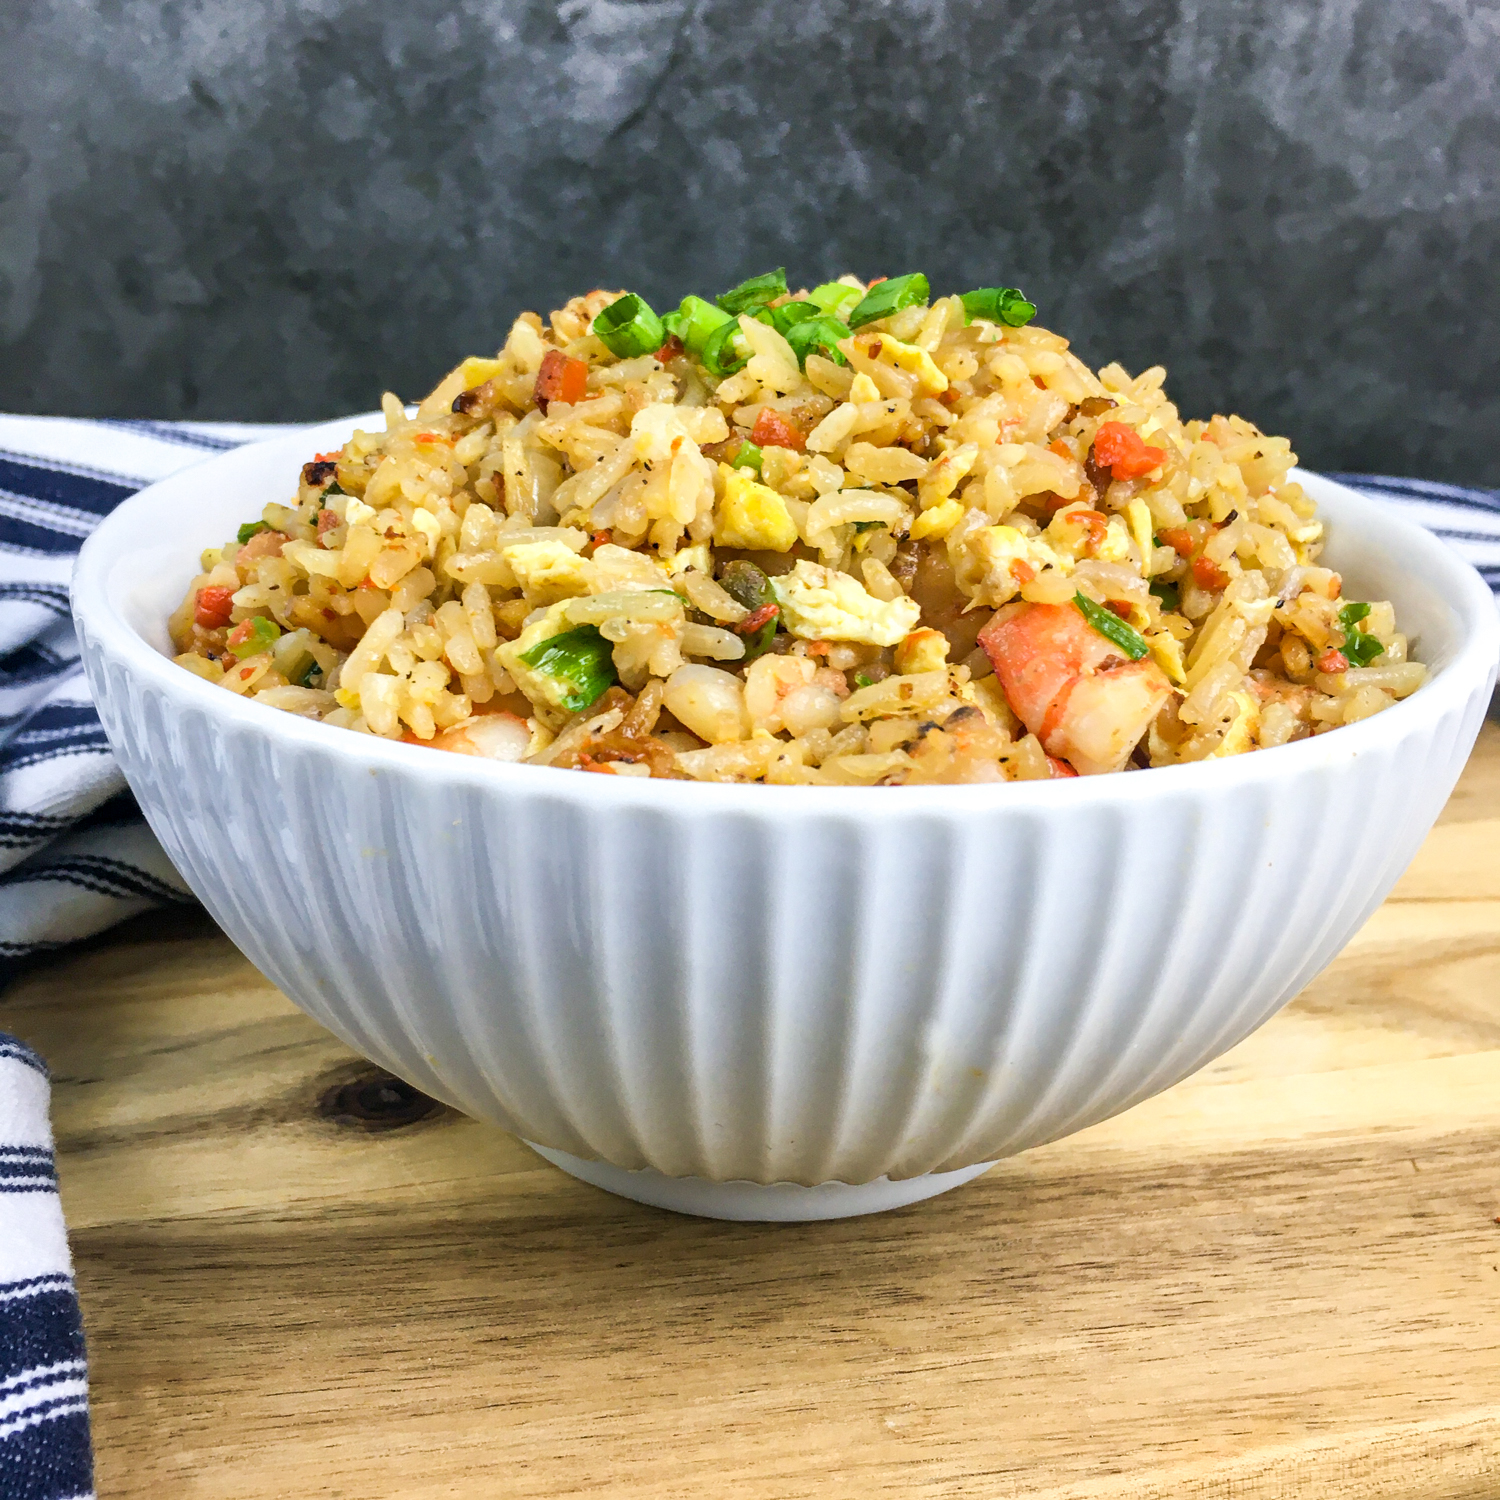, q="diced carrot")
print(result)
[1008,559,1037,584]
[313,451,341,463]
[1048,439,1073,460]
[591,529,613,551]
[655,335,685,364]
[414,431,449,445]
[1092,420,1166,481]
[1046,755,1079,778]
[1158,527,1195,556]
[194,586,235,628]
[534,349,589,412]
[1318,648,1349,674]
[1192,555,1229,591]
[750,407,806,452]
